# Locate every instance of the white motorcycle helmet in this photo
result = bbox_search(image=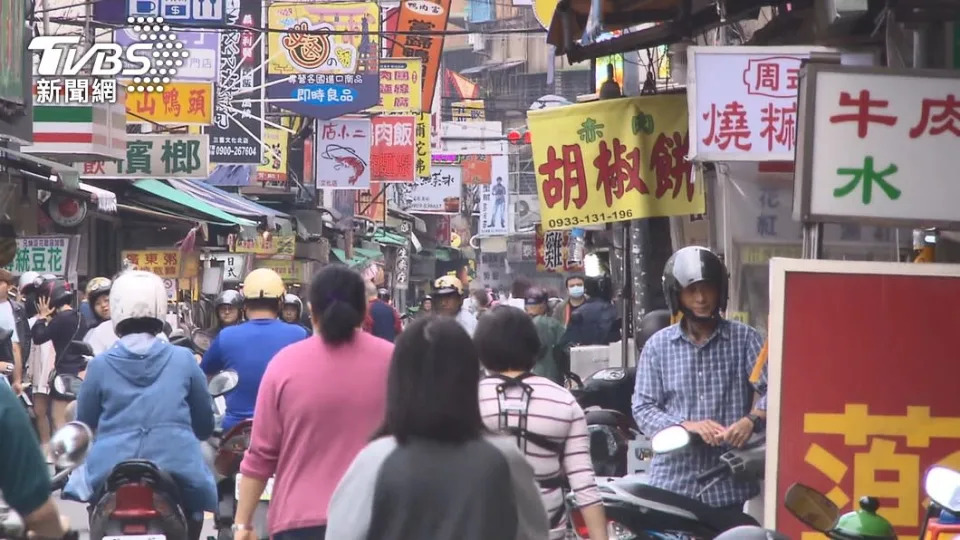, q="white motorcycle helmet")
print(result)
[17,271,41,292]
[110,270,168,336]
